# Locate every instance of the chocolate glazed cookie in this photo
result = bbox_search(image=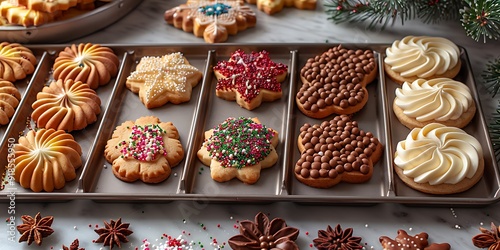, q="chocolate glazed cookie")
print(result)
[296,45,377,118]
[295,115,383,188]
